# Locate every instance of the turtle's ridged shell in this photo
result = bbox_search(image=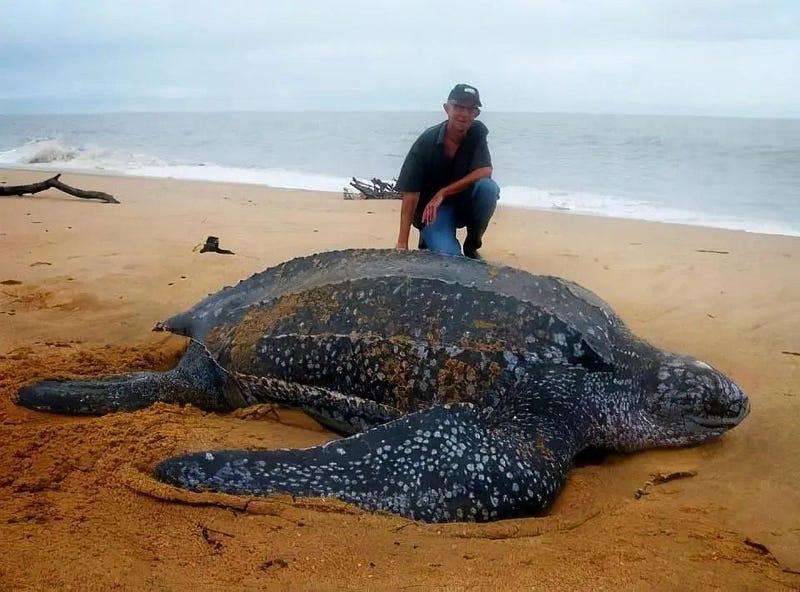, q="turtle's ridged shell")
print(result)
[161,249,626,366]
[205,275,611,412]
